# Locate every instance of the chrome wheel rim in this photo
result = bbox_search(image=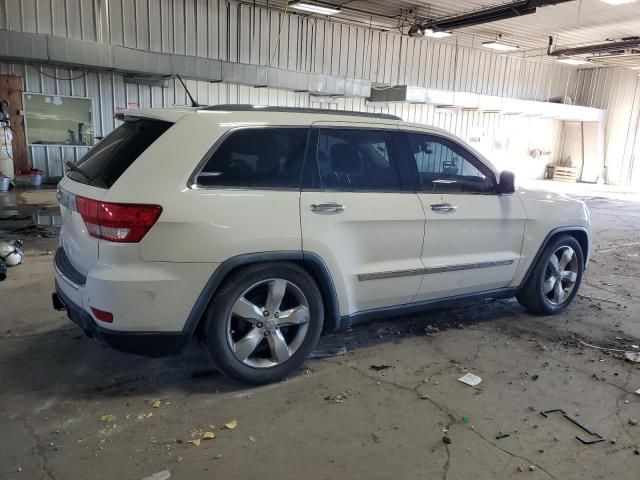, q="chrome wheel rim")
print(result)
[226,278,310,368]
[543,246,579,305]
